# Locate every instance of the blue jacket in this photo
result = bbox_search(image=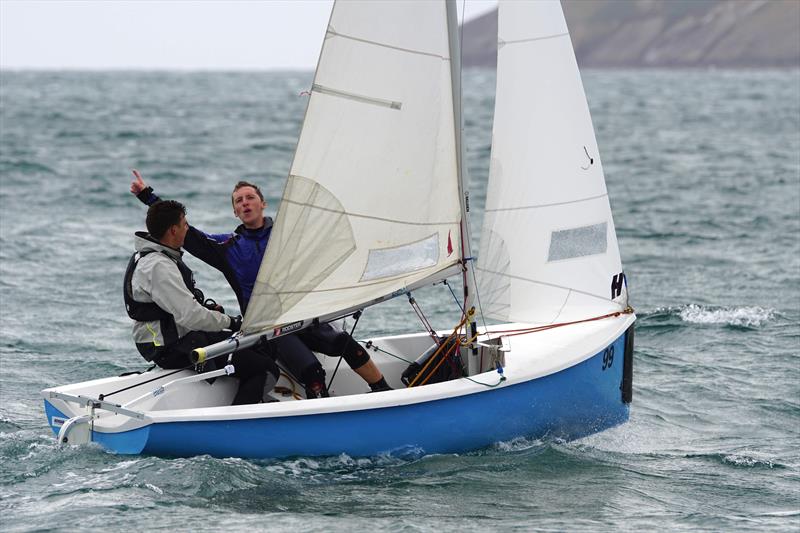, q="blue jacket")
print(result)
[137,187,271,312]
